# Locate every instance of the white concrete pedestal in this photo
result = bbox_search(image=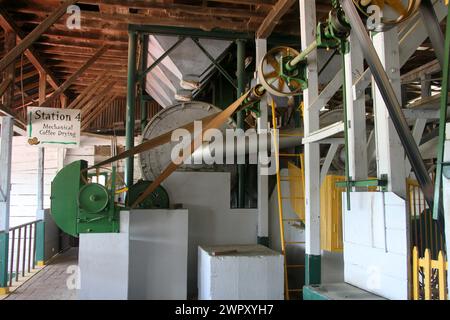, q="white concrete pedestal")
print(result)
[198,244,284,300]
